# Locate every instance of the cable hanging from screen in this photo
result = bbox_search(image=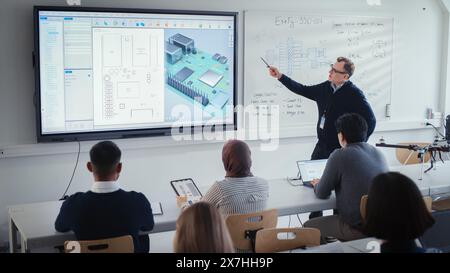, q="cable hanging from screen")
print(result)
[60,141,81,201]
